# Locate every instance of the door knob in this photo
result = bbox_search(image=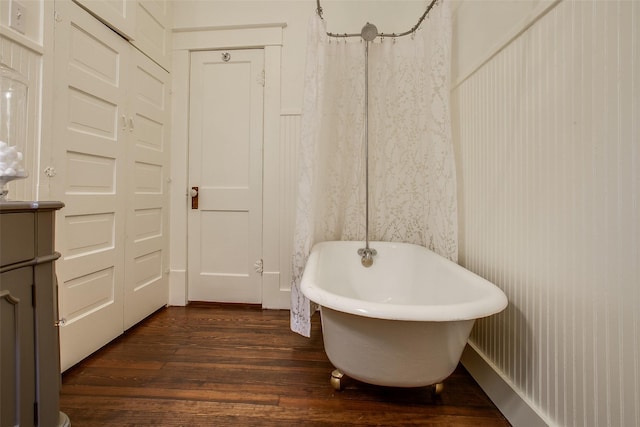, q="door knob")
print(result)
[190,186,199,209]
